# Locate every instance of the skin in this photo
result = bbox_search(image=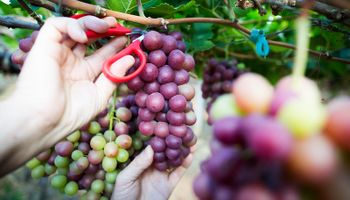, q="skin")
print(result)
[0,16,193,199]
